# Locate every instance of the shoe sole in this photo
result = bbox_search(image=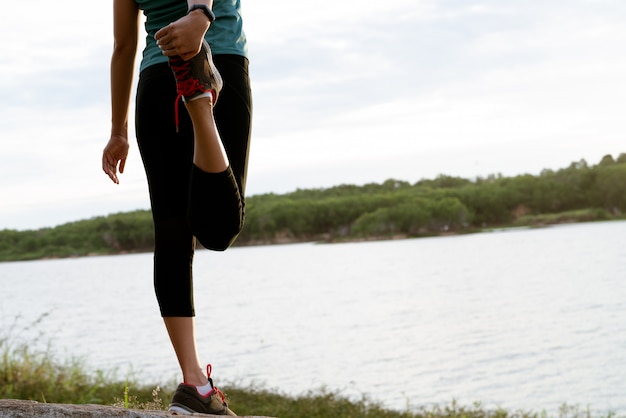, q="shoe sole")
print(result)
[169,404,194,415]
